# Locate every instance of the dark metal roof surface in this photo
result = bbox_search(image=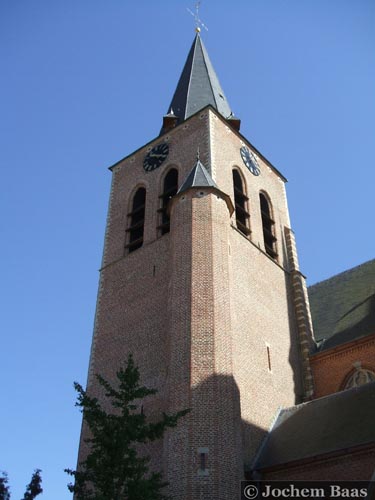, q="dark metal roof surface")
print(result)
[254,382,375,470]
[166,34,232,126]
[178,157,217,194]
[308,259,375,350]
